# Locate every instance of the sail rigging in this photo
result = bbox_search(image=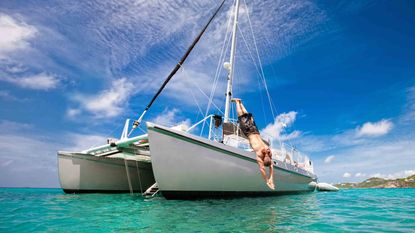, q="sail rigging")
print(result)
[129,0,226,136]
